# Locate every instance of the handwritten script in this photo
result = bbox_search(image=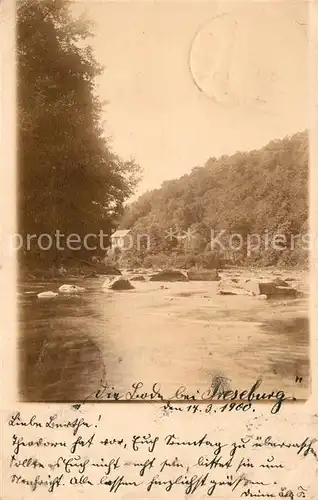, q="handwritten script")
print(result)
[5,408,317,498]
[80,378,295,414]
